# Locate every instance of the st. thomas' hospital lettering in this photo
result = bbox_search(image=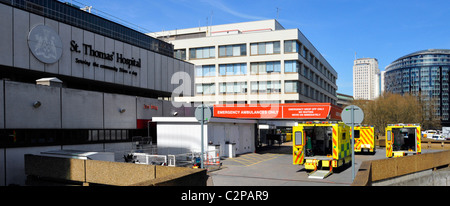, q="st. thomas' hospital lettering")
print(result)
[70,40,140,76]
